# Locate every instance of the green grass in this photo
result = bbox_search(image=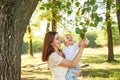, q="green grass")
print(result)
[21,46,120,80]
[79,46,120,80]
